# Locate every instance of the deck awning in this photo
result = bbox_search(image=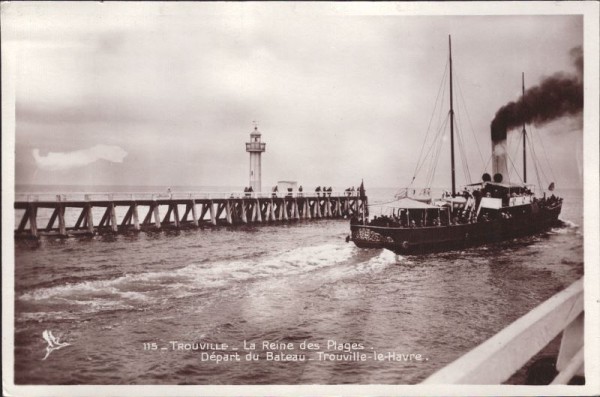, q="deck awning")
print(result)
[484,181,527,189]
[385,197,440,209]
